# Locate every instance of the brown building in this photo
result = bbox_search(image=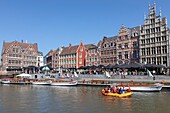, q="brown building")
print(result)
[1,40,39,73]
[116,24,140,64]
[98,24,140,66]
[98,36,117,66]
[44,48,60,69]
